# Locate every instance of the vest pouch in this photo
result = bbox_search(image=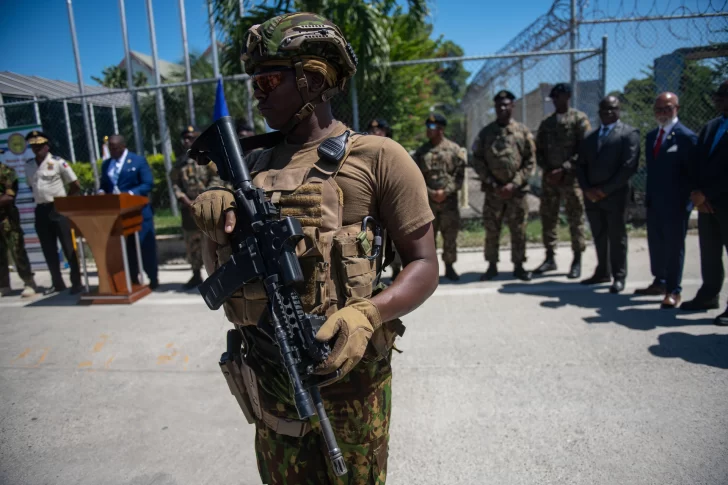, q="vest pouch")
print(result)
[291,256,329,315]
[332,234,377,301]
